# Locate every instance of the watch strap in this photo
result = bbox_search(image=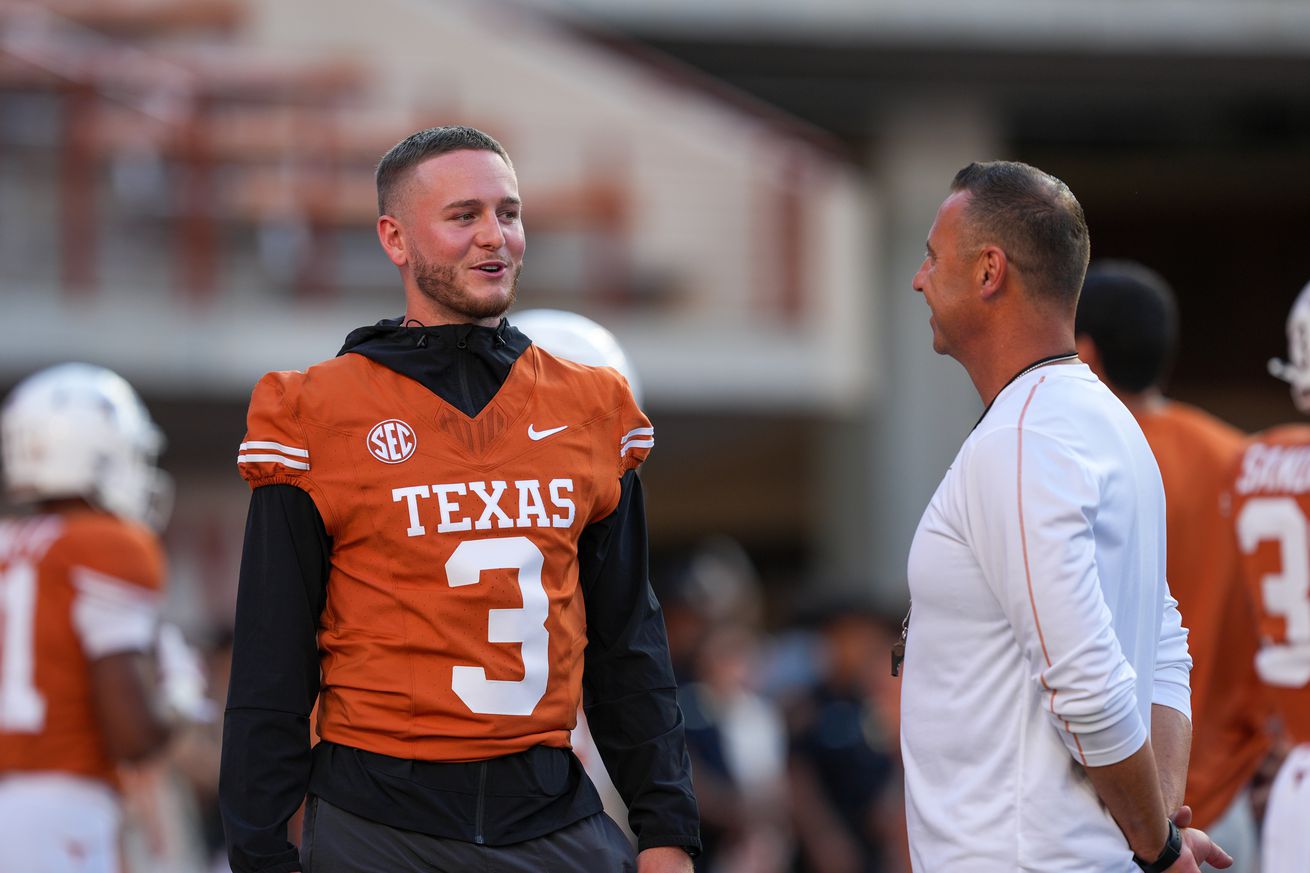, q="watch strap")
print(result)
[1133,819,1182,872]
